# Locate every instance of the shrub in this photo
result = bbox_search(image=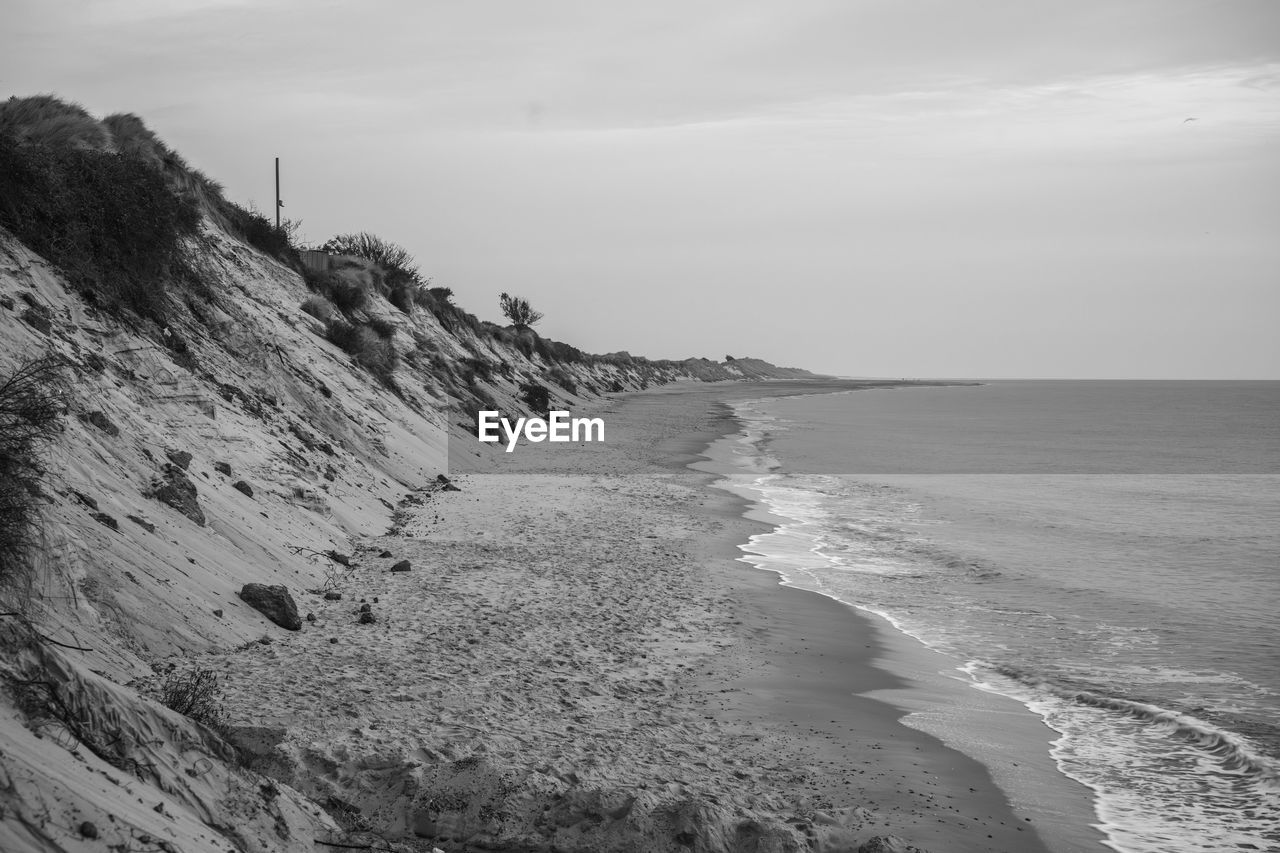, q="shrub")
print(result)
[321,232,423,288]
[519,382,551,416]
[534,336,584,365]
[0,356,68,604]
[223,203,298,265]
[160,668,229,735]
[304,268,368,315]
[388,280,417,314]
[499,292,543,328]
[367,316,397,339]
[458,357,494,383]
[547,367,577,395]
[300,296,335,322]
[325,320,399,386]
